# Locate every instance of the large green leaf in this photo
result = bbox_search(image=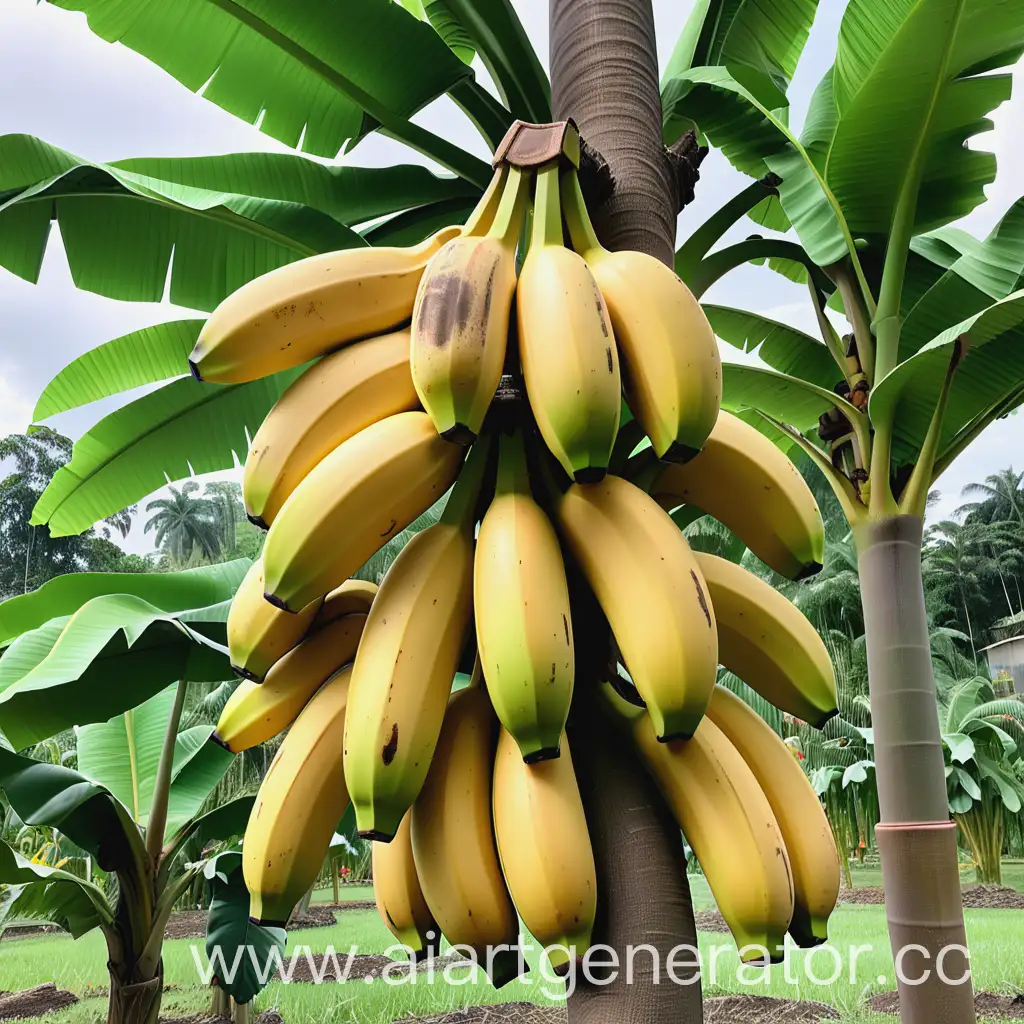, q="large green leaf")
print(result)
[870,290,1024,465]
[31,369,304,538]
[77,691,232,836]
[662,0,821,108]
[45,0,487,185]
[0,595,230,749]
[362,196,479,247]
[0,560,249,648]
[900,199,1024,360]
[722,362,845,431]
[33,321,203,420]
[437,0,550,123]
[826,0,1024,237]
[703,305,839,389]
[182,796,255,849]
[204,851,287,1004]
[0,135,366,310]
[110,152,478,226]
[0,843,111,938]
[662,66,850,266]
[0,748,141,871]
